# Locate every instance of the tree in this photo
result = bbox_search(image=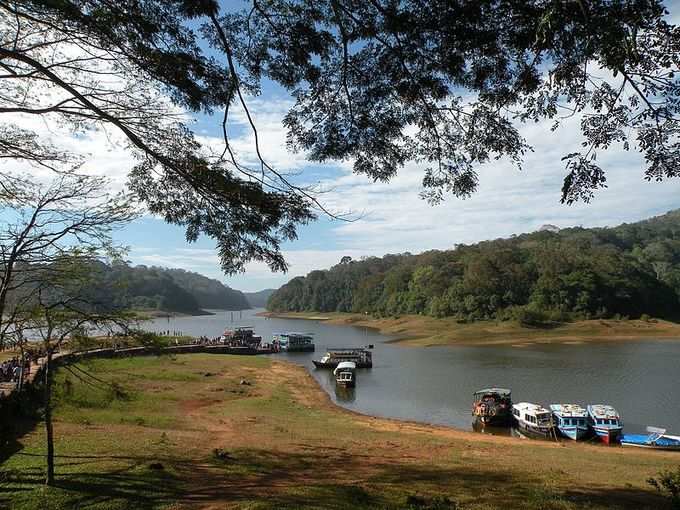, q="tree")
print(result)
[1,1,679,273]
[0,171,137,485]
